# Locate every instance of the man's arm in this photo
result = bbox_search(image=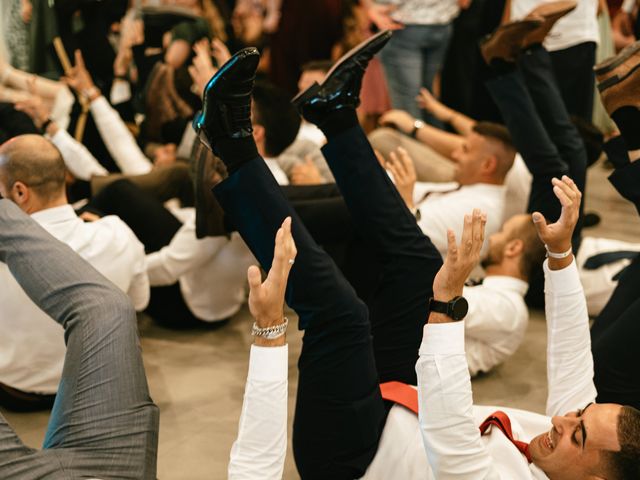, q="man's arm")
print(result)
[417,210,501,478]
[145,215,223,286]
[65,50,153,176]
[379,109,465,159]
[228,217,296,479]
[532,177,597,416]
[607,137,640,215]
